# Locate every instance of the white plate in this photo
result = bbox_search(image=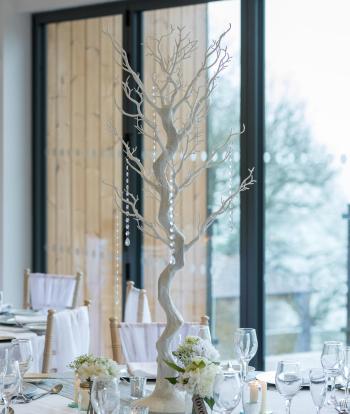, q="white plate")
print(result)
[0,317,17,326]
[256,371,310,387]
[9,309,39,316]
[25,323,47,333]
[220,361,255,373]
